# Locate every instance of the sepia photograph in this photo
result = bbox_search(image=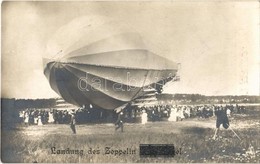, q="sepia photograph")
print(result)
[1,1,260,163]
